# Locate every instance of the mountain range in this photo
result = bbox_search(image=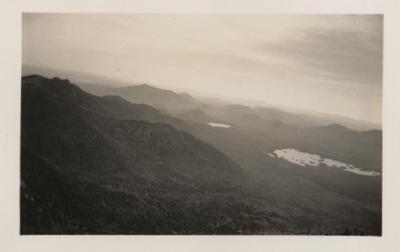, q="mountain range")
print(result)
[20,74,382,235]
